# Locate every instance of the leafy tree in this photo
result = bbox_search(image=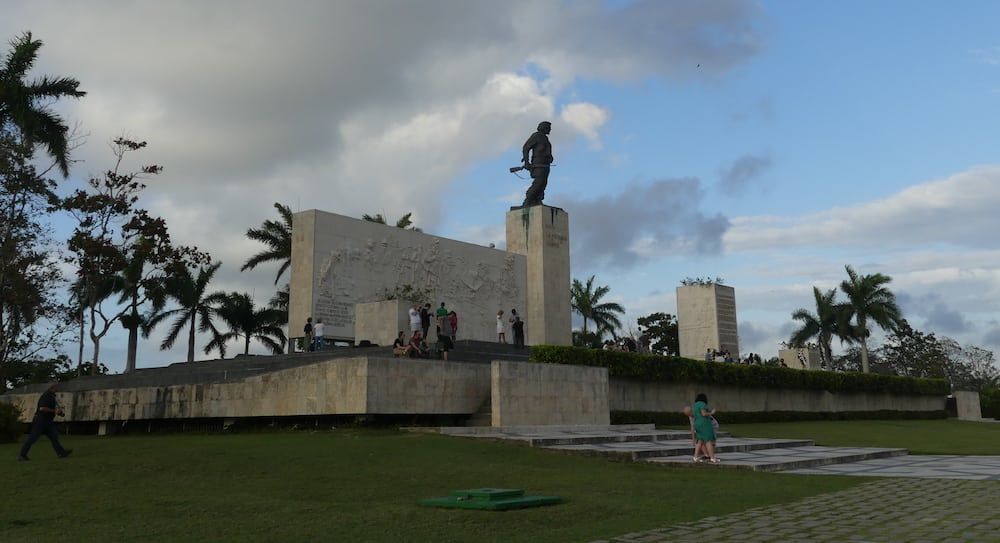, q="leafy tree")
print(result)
[0,133,72,392]
[940,338,1000,391]
[362,211,422,231]
[571,275,625,335]
[205,292,286,357]
[268,283,289,326]
[636,312,679,356]
[838,265,904,373]
[877,320,948,379]
[0,32,85,177]
[145,262,225,363]
[788,287,847,370]
[63,138,206,374]
[0,32,82,391]
[241,202,293,285]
